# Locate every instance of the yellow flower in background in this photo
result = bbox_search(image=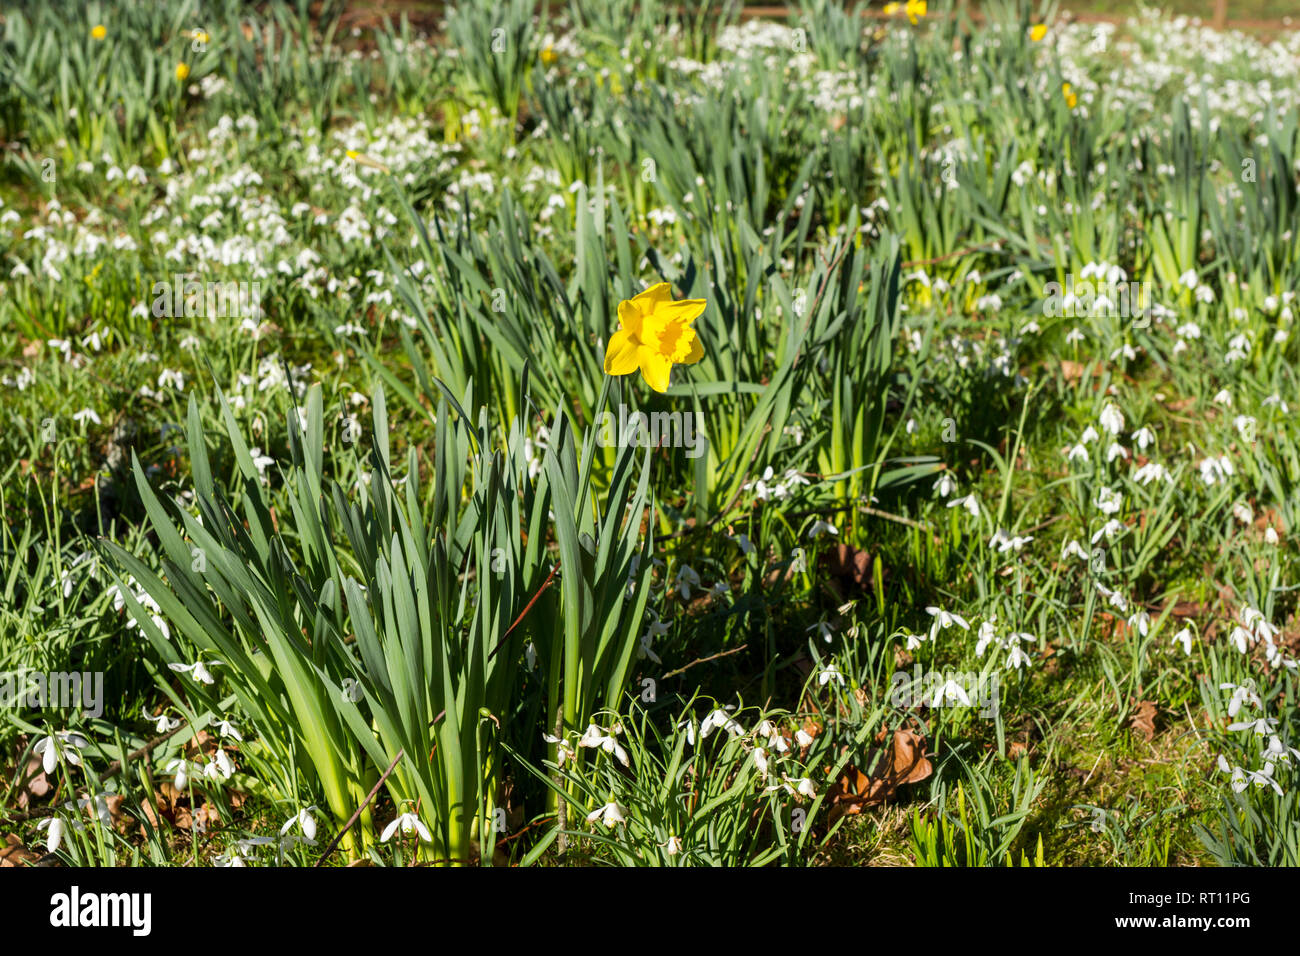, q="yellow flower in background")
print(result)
[540,45,557,66]
[604,283,706,393]
[1062,82,1078,109]
[883,3,900,13]
[175,62,190,81]
[905,0,927,24]
[1030,24,1047,42]
[91,24,107,40]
